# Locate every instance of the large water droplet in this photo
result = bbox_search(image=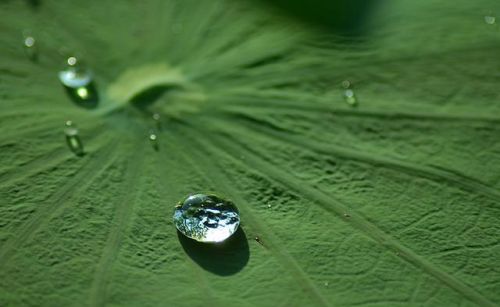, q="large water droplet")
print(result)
[64,121,84,156]
[58,57,98,107]
[174,194,240,243]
